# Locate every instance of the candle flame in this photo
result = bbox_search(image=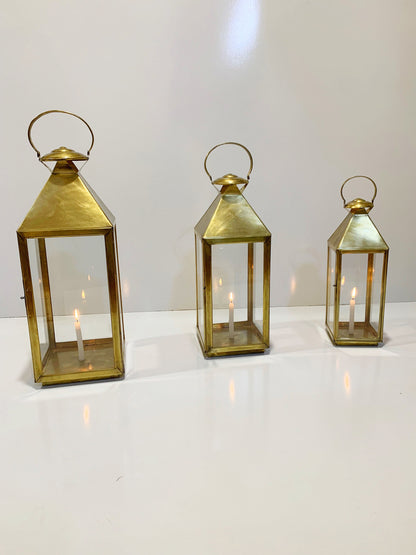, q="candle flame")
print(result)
[219,278,223,286]
[74,309,79,320]
[341,275,345,286]
[87,274,91,281]
[351,287,357,299]
[81,289,86,300]
[229,292,234,302]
